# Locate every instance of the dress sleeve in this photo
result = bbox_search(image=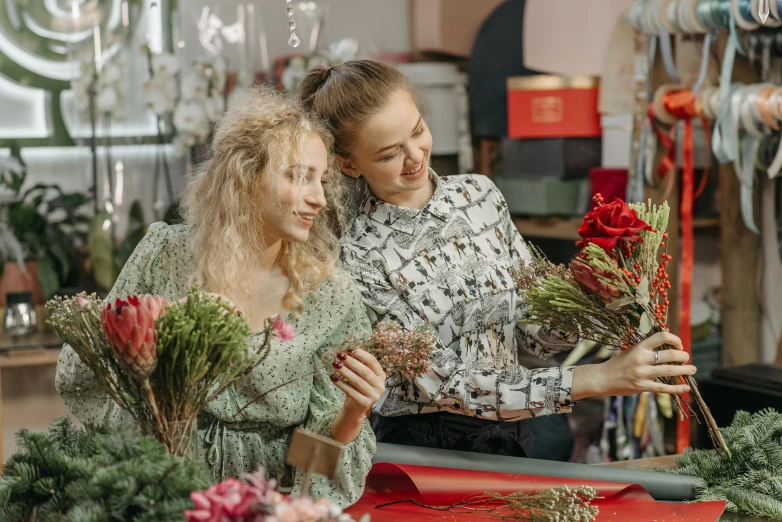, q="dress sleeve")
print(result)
[55,222,176,428]
[291,276,376,507]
